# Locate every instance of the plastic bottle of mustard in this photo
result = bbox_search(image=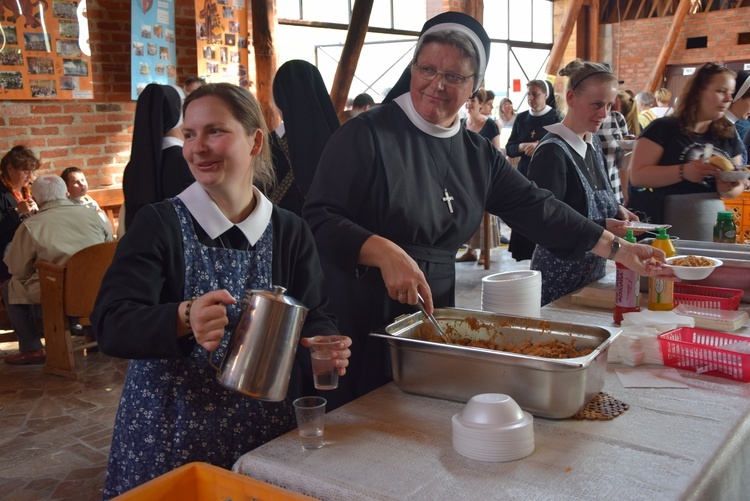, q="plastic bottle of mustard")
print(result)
[648,228,675,311]
[614,230,640,324]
